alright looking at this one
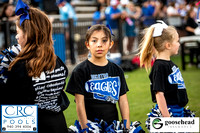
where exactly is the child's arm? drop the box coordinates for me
[118,94,130,129]
[75,94,88,130]
[156,92,170,117]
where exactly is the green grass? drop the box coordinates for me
[63,55,200,132]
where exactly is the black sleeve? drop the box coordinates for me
[5,61,34,105]
[152,66,166,93]
[66,67,86,96]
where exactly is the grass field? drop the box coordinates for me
[63,55,200,132]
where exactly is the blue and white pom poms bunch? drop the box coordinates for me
[68,119,145,133]
[0,44,21,83]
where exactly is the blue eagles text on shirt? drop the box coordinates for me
[168,66,186,89]
[85,76,120,104]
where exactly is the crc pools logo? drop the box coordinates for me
[152,118,163,129]
[150,117,199,132]
[1,105,38,132]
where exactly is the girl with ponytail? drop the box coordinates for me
[139,21,194,131]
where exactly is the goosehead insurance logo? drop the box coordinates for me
[1,105,38,132]
[150,117,199,132]
[152,118,163,129]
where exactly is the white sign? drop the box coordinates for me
[1,105,38,132]
[150,117,199,132]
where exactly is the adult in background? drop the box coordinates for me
[185,8,200,66]
[105,0,121,53]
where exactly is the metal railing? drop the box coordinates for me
[0,18,125,64]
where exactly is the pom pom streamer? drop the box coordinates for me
[0,44,21,83]
[68,119,145,133]
[145,105,195,131]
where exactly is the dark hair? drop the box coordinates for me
[9,7,56,77]
[85,24,112,42]
[0,4,14,19]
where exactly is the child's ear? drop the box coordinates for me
[85,41,90,49]
[109,41,114,49]
[165,42,172,50]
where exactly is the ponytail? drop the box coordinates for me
[139,26,155,71]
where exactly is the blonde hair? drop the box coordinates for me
[139,25,177,71]
[9,7,56,77]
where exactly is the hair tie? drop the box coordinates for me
[151,20,168,37]
[15,0,30,26]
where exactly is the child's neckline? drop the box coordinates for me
[156,59,171,62]
[87,59,109,67]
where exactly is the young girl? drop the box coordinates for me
[3,0,69,133]
[66,24,130,130]
[139,20,192,129]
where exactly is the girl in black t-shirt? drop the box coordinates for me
[2,1,69,133]
[139,20,194,130]
[66,24,130,130]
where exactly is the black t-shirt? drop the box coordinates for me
[149,59,188,107]
[66,59,129,124]
[186,17,198,36]
[3,57,69,113]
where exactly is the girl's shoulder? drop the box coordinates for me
[152,59,176,72]
[107,61,125,74]
[154,59,174,66]
[72,59,89,73]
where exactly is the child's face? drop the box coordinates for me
[16,26,27,48]
[5,5,14,17]
[86,30,113,59]
[170,31,180,56]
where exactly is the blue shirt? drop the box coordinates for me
[105,6,121,29]
[93,11,102,24]
[59,2,77,26]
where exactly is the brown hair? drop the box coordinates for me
[85,24,112,42]
[139,25,177,71]
[9,7,56,77]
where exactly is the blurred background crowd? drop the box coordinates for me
[0,0,200,67]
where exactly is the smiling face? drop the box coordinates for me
[85,30,113,60]
[16,26,27,48]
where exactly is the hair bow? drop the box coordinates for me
[106,24,115,36]
[15,0,30,25]
[151,20,168,37]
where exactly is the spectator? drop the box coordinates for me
[105,0,121,53]
[0,3,17,49]
[185,8,200,66]
[153,0,167,20]
[185,8,199,36]
[57,0,77,48]
[167,2,179,16]
[93,3,105,24]
[0,3,17,21]
[119,0,141,54]
[141,0,156,27]
[178,3,187,17]
[58,0,77,23]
